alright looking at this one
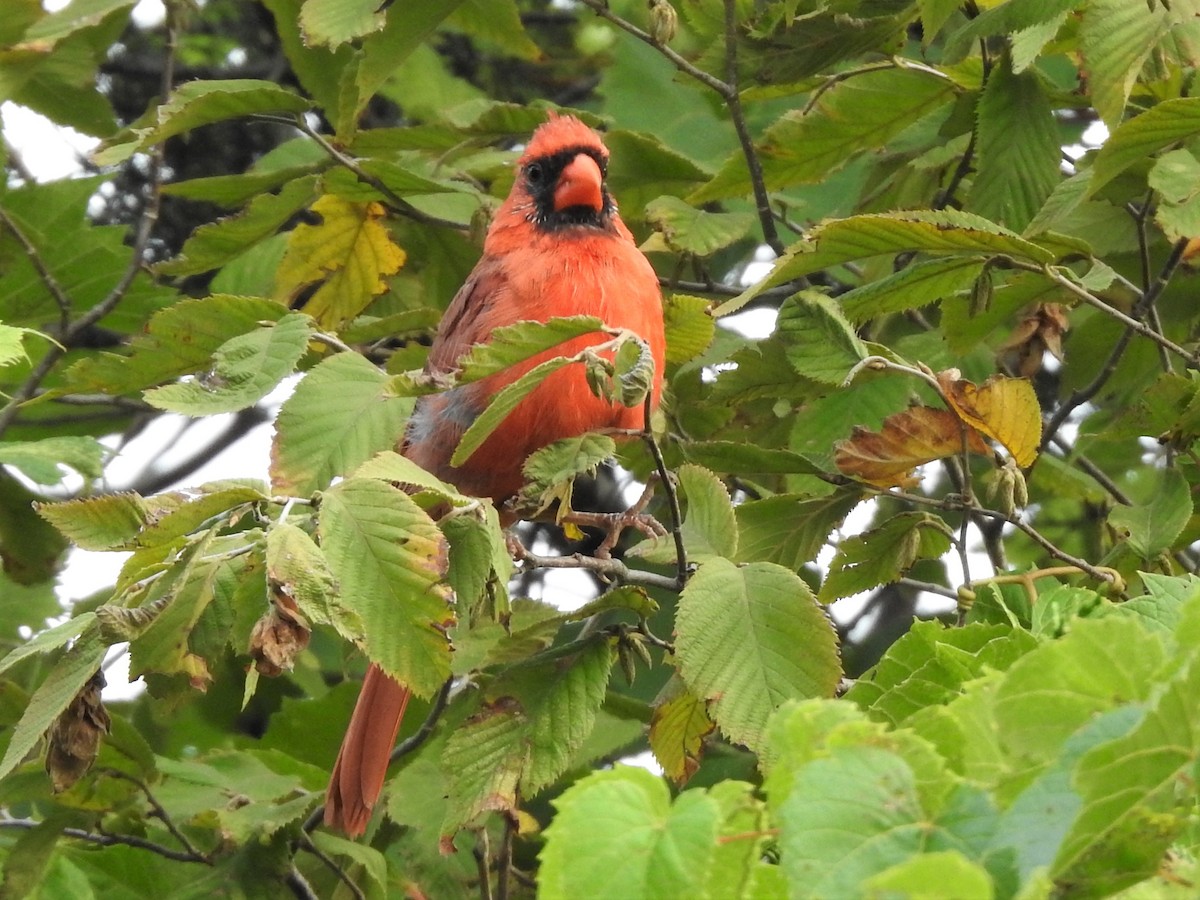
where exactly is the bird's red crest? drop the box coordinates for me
[521,113,607,163]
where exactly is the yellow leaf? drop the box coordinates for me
[274,195,406,330]
[938,371,1042,467]
[834,406,990,489]
[649,677,713,785]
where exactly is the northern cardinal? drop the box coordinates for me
[325,113,666,836]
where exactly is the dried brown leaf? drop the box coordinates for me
[248,585,311,677]
[46,670,111,793]
[834,406,990,488]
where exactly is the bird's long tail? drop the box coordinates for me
[325,664,411,836]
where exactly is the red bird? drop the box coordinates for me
[325,114,666,836]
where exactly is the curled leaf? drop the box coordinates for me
[1000,303,1069,377]
[248,586,311,677]
[834,407,990,488]
[45,670,111,793]
[938,371,1042,467]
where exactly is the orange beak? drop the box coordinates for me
[553,153,604,213]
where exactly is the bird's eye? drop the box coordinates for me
[526,163,544,184]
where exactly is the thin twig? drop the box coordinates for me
[0,209,73,328]
[295,117,468,232]
[1027,263,1197,367]
[497,817,514,900]
[721,0,783,256]
[575,0,732,97]
[896,577,959,600]
[642,393,688,588]
[0,817,209,864]
[98,769,210,863]
[883,488,1120,587]
[516,546,682,592]
[284,866,320,900]
[296,833,366,900]
[475,829,494,900]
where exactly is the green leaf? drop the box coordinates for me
[351,450,469,501]
[631,464,736,564]
[682,442,828,478]
[846,620,1038,726]
[454,316,608,383]
[691,67,957,202]
[127,532,256,689]
[0,436,106,485]
[735,490,861,571]
[308,833,387,897]
[21,0,134,47]
[266,523,361,643]
[820,513,953,604]
[442,640,614,833]
[663,294,715,365]
[449,355,575,467]
[1055,656,1200,884]
[448,0,541,60]
[0,475,69,586]
[133,483,267,549]
[967,57,1061,231]
[0,323,41,368]
[719,210,1055,316]
[1108,467,1193,558]
[95,80,312,165]
[1080,0,1181,128]
[676,559,841,752]
[992,707,1143,886]
[777,290,868,384]
[317,478,450,693]
[838,256,985,325]
[0,627,106,783]
[539,767,720,900]
[1090,98,1200,195]
[349,0,470,135]
[517,434,617,517]
[270,350,414,496]
[299,0,385,47]
[649,675,714,785]
[774,746,929,897]
[864,851,995,899]
[144,312,313,415]
[603,130,712,219]
[0,613,96,679]
[993,616,1165,765]
[36,493,147,551]
[159,163,321,207]
[644,196,754,256]
[61,295,290,396]
[156,175,319,277]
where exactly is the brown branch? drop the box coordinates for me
[515,545,681,592]
[721,0,783,256]
[642,393,688,588]
[0,817,210,864]
[98,768,210,863]
[575,0,732,98]
[294,117,469,232]
[296,833,366,900]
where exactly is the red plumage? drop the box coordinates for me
[325,114,666,836]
